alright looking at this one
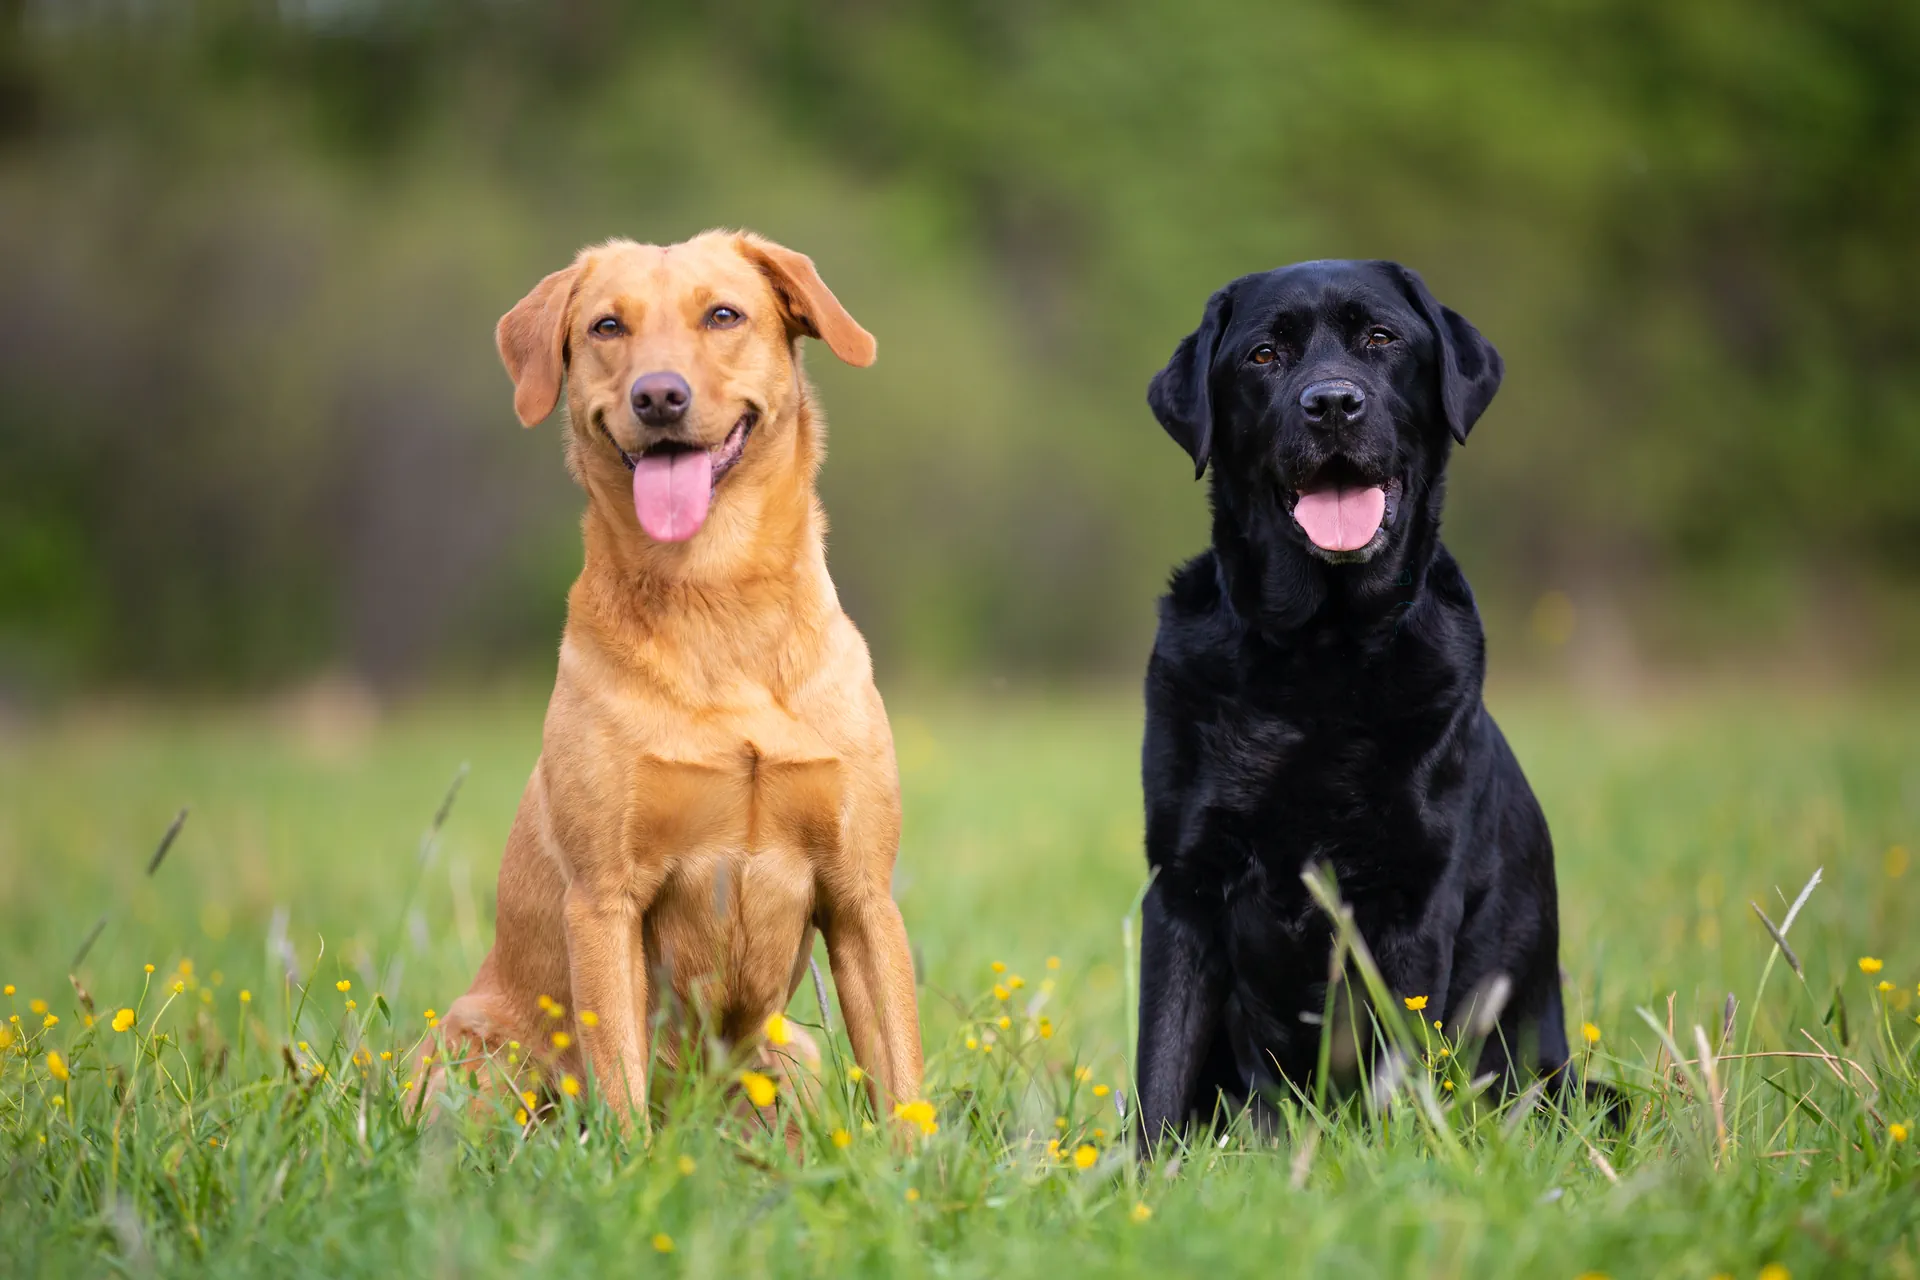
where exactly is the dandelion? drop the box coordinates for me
[1890,1123,1909,1143]
[42,1014,57,1029]
[831,1128,852,1149]
[239,990,251,1004]
[46,1050,69,1082]
[678,1154,697,1174]
[993,984,1010,1001]
[1074,1144,1098,1170]
[580,1010,599,1028]
[904,1187,920,1202]
[335,980,351,993]
[560,1075,581,1098]
[991,961,1007,974]
[1130,1202,1153,1223]
[1582,1022,1601,1045]
[740,1070,777,1108]
[1092,1084,1111,1098]
[652,1233,674,1254]
[1046,956,1061,970]
[551,1031,571,1051]
[1859,957,1884,975]
[29,999,46,1015]
[1404,995,1428,1012]
[847,1065,865,1084]
[764,1012,790,1046]
[893,1099,938,1136]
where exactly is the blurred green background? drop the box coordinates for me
[1,0,1917,699]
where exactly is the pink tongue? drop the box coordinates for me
[1293,485,1386,552]
[632,448,714,542]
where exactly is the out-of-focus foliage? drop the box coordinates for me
[1,0,1915,693]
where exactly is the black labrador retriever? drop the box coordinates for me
[1135,259,1577,1143]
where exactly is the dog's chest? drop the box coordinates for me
[623,726,846,866]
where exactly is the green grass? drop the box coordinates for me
[1,685,1917,1277]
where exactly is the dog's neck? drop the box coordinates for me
[1210,471,1445,641]
[565,394,840,697]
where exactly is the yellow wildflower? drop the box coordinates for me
[652,1233,674,1254]
[1890,1122,1909,1143]
[965,1037,979,1051]
[1442,1080,1456,1092]
[545,1001,565,1020]
[764,1012,790,1046]
[1758,1266,1790,1280]
[1008,975,1025,990]
[1046,1138,1061,1160]
[50,1095,65,1108]
[239,990,251,1004]
[991,961,1007,974]
[1,1027,16,1050]
[1093,1084,1111,1098]
[893,1099,938,1136]
[1074,1144,1098,1170]
[740,1070,777,1108]
[993,984,1010,1001]
[1,985,10,995]
[1582,1022,1601,1044]
[46,1050,69,1081]
[1038,1017,1054,1039]
[335,980,351,993]
[178,959,193,977]
[42,1014,58,1029]
[345,1000,357,1011]
[1880,981,1895,994]
[1404,995,1428,1012]
[1130,1202,1153,1223]
[551,1031,571,1050]
[678,1155,697,1174]
[379,1050,392,1061]
[904,1187,920,1202]
[560,1075,581,1098]
[171,981,185,994]
[1055,1116,1068,1130]
[423,1008,437,1021]
[579,1010,599,1028]
[831,1128,852,1149]
[1075,1066,1092,1082]
[515,1108,529,1125]
[847,1065,865,1083]
[143,964,154,974]
[29,999,46,1015]
[1046,956,1061,970]
[997,1015,1011,1029]
[1860,957,1884,974]
[523,1091,538,1107]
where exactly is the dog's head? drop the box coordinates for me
[497,230,874,544]
[1149,260,1501,578]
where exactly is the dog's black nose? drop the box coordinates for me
[631,372,692,426]
[1299,379,1366,425]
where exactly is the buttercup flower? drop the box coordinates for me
[515,1108,529,1125]
[1758,1265,1790,1280]
[239,990,251,1004]
[46,1050,69,1082]
[1092,1084,1110,1098]
[993,984,1010,1001]
[1880,981,1895,994]
[1404,995,1429,1012]
[1890,1122,1909,1143]
[652,1234,674,1254]
[551,1031,571,1050]
[1859,957,1884,974]
[847,1065,865,1084]
[740,1070,777,1108]
[893,1099,938,1136]
[1130,1202,1153,1223]
[1,985,12,996]
[1046,956,1061,970]
[991,961,1007,974]
[28,999,46,1015]
[579,1010,599,1028]
[677,1155,697,1174]
[764,1012,790,1046]
[560,1075,581,1098]
[832,1128,852,1149]
[1074,1144,1098,1170]
[1582,1022,1601,1044]
[42,1014,57,1029]
[335,980,351,993]
[112,1008,136,1033]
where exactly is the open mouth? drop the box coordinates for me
[1285,462,1402,558]
[605,409,759,543]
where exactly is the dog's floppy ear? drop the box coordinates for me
[1388,263,1503,444]
[496,263,581,427]
[735,233,876,368]
[1148,286,1234,479]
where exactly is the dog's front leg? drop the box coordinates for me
[564,871,660,1132]
[1135,878,1229,1151]
[821,892,924,1116]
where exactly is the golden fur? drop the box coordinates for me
[429,230,922,1131]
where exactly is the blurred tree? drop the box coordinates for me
[0,0,1914,695]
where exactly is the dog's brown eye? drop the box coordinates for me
[706,306,744,329]
[1249,344,1277,365]
[591,316,623,338]
[1366,327,1396,347]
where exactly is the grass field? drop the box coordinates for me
[2,684,1917,1276]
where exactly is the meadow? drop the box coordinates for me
[1,684,1916,1277]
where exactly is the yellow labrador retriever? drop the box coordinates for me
[430,230,923,1130]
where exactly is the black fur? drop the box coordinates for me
[1134,260,1577,1143]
